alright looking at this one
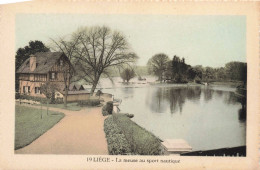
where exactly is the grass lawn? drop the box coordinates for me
[39,102,81,111]
[15,105,65,150]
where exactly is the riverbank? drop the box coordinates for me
[103,113,161,155]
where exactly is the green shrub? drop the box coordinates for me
[54,97,64,104]
[77,99,100,106]
[18,95,48,104]
[17,94,64,104]
[125,113,134,118]
[104,116,131,155]
[106,101,113,114]
[112,114,161,155]
[15,93,20,99]
[102,105,109,116]
[101,101,113,116]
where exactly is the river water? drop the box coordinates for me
[94,77,246,151]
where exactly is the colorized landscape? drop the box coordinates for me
[15,15,246,156]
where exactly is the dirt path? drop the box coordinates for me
[15,105,108,155]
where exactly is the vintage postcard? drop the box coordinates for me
[0,0,259,169]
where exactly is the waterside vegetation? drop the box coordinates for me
[104,114,161,155]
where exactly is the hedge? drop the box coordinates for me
[16,94,63,104]
[112,114,161,155]
[104,116,131,155]
[77,99,100,107]
[102,101,113,116]
[104,114,161,155]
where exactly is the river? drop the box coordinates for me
[90,77,246,151]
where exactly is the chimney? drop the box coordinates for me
[30,54,36,72]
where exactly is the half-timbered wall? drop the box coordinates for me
[48,56,71,82]
[19,80,45,97]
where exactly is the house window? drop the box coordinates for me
[60,60,63,66]
[35,87,41,94]
[50,72,56,80]
[23,86,30,93]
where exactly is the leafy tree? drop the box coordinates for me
[120,68,135,83]
[147,53,170,82]
[15,40,50,91]
[72,26,138,95]
[171,55,189,83]
[204,67,214,82]
[225,62,247,84]
[15,40,50,70]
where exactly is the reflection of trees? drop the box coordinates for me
[121,87,134,98]
[224,92,241,105]
[149,88,167,113]
[150,86,202,114]
[215,90,223,97]
[203,88,213,102]
[149,86,243,115]
[238,108,246,122]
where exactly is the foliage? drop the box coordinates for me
[125,113,134,118]
[15,40,50,92]
[15,40,50,71]
[225,62,247,84]
[112,114,161,155]
[147,53,170,82]
[77,99,100,106]
[120,68,135,83]
[96,90,103,97]
[102,101,113,116]
[102,105,109,116]
[104,116,131,155]
[17,94,48,104]
[147,53,247,84]
[15,105,64,150]
[17,95,64,104]
[106,101,113,114]
[40,82,56,100]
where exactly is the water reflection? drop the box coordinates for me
[150,86,245,119]
[104,84,246,151]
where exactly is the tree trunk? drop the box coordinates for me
[90,75,101,96]
[41,98,42,119]
[64,87,68,108]
[90,81,98,96]
[47,99,49,116]
[159,74,162,83]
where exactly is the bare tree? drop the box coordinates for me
[73,26,138,95]
[120,67,135,83]
[147,53,170,83]
[40,81,56,115]
[49,34,81,107]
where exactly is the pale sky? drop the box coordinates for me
[16,14,246,67]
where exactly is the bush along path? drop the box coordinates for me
[104,114,161,155]
[15,104,108,154]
